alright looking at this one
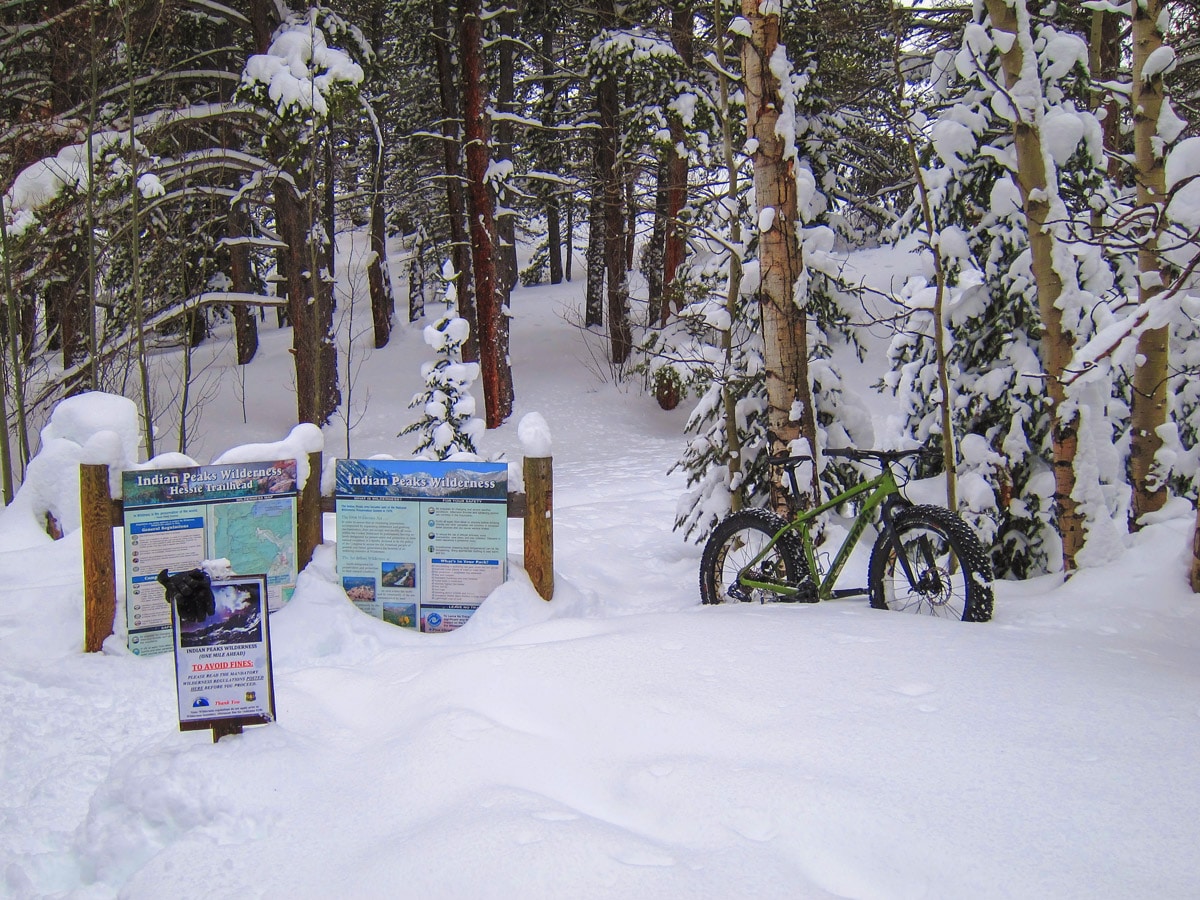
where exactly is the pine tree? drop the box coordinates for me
[403,313,486,459]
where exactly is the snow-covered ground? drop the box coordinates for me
[2,237,1199,898]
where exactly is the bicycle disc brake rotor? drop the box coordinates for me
[906,533,953,606]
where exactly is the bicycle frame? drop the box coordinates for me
[737,465,906,601]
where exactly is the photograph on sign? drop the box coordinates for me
[335,459,507,632]
[122,460,298,656]
[171,574,275,731]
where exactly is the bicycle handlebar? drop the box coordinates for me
[768,447,931,468]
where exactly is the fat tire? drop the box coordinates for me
[699,509,813,605]
[868,505,993,622]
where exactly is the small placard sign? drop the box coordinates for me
[171,574,276,733]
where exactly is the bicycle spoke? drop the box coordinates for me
[885,524,966,618]
[699,509,811,605]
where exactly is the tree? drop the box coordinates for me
[460,0,514,427]
[403,315,485,458]
[239,6,367,426]
[982,0,1086,567]
[430,1,478,361]
[655,1,695,329]
[739,0,819,515]
[1127,0,1176,525]
[592,0,633,365]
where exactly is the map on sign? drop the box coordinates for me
[210,497,296,607]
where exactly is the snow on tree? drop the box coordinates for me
[886,2,1127,576]
[1161,137,1200,504]
[403,313,485,460]
[237,6,367,428]
[665,3,876,540]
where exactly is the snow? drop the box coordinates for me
[930,119,975,171]
[3,238,1200,899]
[757,206,776,233]
[240,12,363,119]
[1166,136,1200,230]
[134,173,165,199]
[1041,107,1087,167]
[1140,45,1177,81]
[209,422,324,490]
[518,413,552,459]
[3,133,136,236]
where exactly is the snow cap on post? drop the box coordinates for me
[518,413,552,459]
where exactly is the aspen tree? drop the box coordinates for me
[740,0,819,516]
[1128,0,1172,525]
[982,0,1084,568]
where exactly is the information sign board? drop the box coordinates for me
[172,574,276,731]
[122,460,298,656]
[335,459,508,631]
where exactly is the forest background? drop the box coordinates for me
[2,0,1200,587]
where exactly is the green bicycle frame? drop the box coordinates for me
[738,465,902,601]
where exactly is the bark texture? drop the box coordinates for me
[1129,0,1170,525]
[659,4,694,326]
[985,0,1084,570]
[460,0,514,427]
[596,0,631,364]
[741,0,818,516]
[433,2,477,361]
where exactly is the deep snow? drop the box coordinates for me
[2,236,1199,899]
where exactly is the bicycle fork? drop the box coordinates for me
[879,500,945,596]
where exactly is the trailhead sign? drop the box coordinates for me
[334,459,508,632]
[122,460,299,656]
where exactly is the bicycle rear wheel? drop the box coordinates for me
[868,505,993,622]
[699,509,812,604]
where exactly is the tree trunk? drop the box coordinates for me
[408,235,426,322]
[585,182,605,327]
[368,178,393,348]
[276,183,339,426]
[227,204,259,365]
[741,0,818,516]
[50,266,89,378]
[460,0,513,428]
[1088,9,1123,204]
[547,199,563,285]
[565,195,574,282]
[0,193,30,486]
[892,0,956,511]
[495,3,519,292]
[540,25,563,286]
[433,1,477,361]
[660,4,694,326]
[366,0,393,348]
[714,0,744,511]
[595,0,630,364]
[325,125,336,280]
[1128,0,1170,526]
[645,158,668,325]
[984,0,1083,569]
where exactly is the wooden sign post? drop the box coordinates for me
[81,464,116,652]
[524,454,554,601]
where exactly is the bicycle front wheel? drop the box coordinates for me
[699,509,812,605]
[868,505,993,622]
